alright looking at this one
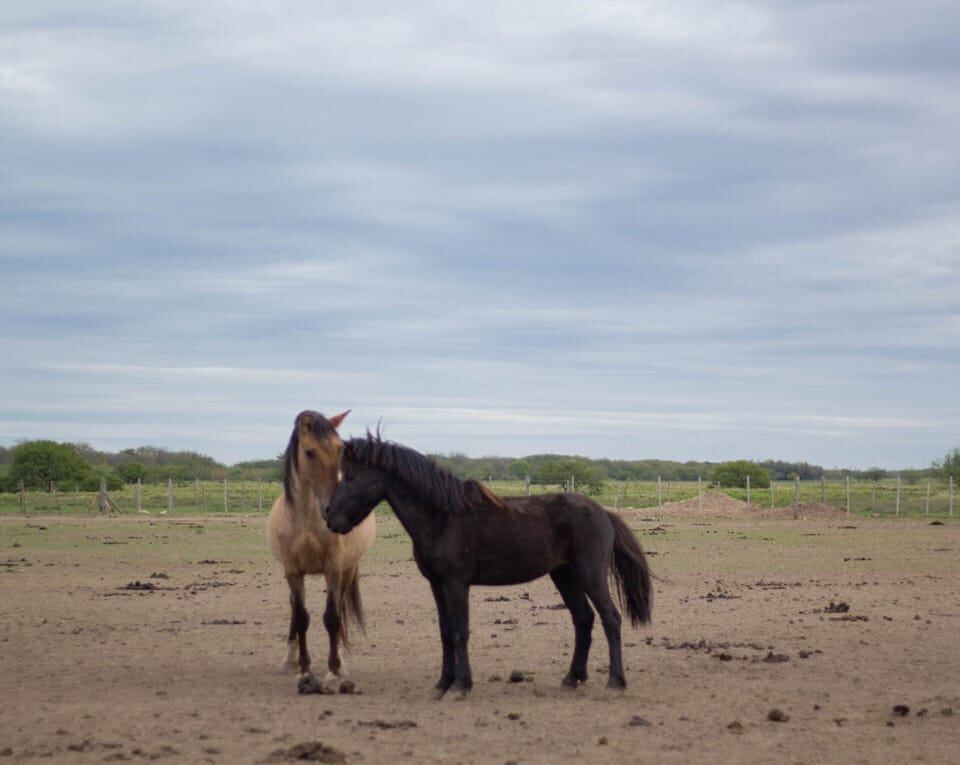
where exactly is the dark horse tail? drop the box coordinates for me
[337,565,365,649]
[607,512,653,626]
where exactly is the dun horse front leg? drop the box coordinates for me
[286,573,321,694]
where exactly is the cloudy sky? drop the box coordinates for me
[2,1,958,469]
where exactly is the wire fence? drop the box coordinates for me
[1,475,955,518]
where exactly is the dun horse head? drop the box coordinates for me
[284,409,350,514]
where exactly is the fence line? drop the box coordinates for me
[2,476,959,517]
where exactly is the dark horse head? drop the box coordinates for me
[326,432,502,534]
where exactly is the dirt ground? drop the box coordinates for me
[1,510,958,764]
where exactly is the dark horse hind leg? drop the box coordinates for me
[576,559,626,689]
[549,565,595,687]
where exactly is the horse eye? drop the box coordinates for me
[304,449,316,459]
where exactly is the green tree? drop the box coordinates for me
[712,460,770,489]
[934,448,960,482]
[8,440,92,489]
[116,462,149,484]
[533,457,605,494]
[507,459,531,480]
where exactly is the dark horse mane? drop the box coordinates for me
[283,410,337,504]
[344,432,505,515]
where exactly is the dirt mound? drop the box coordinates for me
[623,493,849,520]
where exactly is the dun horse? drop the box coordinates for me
[325,433,652,699]
[267,411,376,694]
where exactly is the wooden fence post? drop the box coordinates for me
[223,478,228,513]
[525,475,530,496]
[770,481,774,510]
[570,475,575,494]
[793,476,799,520]
[136,478,142,514]
[19,480,26,516]
[895,473,901,517]
[167,478,174,515]
[845,475,850,515]
[925,477,931,516]
[698,476,703,516]
[258,478,263,513]
[746,474,750,510]
[99,478,108,515]
[657,476,662,508]
[820,475,825,504]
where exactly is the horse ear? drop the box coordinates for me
[297,412,313,437]
[329,410,351,430]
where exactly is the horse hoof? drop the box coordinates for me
[431,687,447,701]
[562,674,583,688]
[447,688,469,702]
[606,677,626,691]
[298,673,331,695]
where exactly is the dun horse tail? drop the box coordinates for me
[337,565,365,649]
[607,512,653,627]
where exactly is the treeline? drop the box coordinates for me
[2,440,958,492]
[428,453,954,485]
[0,441,282,491]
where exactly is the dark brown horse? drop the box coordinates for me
[324,433,652,698]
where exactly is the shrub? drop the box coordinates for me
[712,460,770,489]
[8,440,93,490]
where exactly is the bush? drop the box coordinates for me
[8,440,93,490]
[533,457,606,494]
[712,460,770,489]
[116,462,149,484]
[934,448,960,483]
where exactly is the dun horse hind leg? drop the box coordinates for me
[321,586,345,692]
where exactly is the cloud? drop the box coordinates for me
[1,1,958,468]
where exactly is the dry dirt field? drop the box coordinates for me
[1,509,959,764]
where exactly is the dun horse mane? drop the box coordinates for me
[283,410,337,504]
[345,432,506,514]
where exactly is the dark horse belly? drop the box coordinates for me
[467,518,568,586]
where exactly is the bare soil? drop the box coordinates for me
[1,512,958,764]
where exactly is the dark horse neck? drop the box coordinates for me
[383,480,444,545]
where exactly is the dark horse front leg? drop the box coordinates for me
[441,580,472,699]
[429,579,455,698]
